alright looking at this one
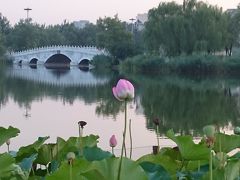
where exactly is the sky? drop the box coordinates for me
[0,0,239,26]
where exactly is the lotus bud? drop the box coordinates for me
[109,135,117,148]
[203,125,216,138]
[6,139,10,146]
[112,79,134,101]
[234,127,240,135]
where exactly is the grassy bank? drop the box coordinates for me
[120,53,240,76]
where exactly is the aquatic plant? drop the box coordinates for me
[109,135,117,155]
[2,124,240,179]
[112,78,135,180]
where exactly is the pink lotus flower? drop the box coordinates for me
[112,79,134,101]
[109,135,117,147]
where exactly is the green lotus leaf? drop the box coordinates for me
[16,136,49,162]
[214,133,240,153]
[137,153,180,175]
[166,129,210,160]
[139,161,171,180]
[0,153,16,178]
[212,152,227,169]
[0,126,20,147]
[56,135,99,161]
[202,160,240,180]
[81,157,148,180]
[19,153,38,173]
[83,146,113,161]
[160,147,182,161]
[188,164,209,179]
[35,143,56,165]
[46,159,90,180]
[28,176,44,180]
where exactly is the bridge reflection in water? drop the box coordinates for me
[6,64,110,87]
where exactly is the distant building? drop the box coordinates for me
[73,20,89,29]
[135,13,148,31]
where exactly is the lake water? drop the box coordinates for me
[0,64,240,158]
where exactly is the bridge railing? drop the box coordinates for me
[10,45,106,56]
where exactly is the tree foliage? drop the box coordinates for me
[96,16,134,60]
[144,0,229,56]
[0,1,240,59]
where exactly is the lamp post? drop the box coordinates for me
[129,18,135,34]
[24,8,32,20]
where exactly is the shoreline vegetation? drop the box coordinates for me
[93,49,240,77]
[119,53,240,76]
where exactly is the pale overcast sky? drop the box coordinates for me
[0,0,238,25]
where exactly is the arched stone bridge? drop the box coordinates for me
[10,45,106,66]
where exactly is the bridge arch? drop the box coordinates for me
[30,58,38,65]
[18,60,23,65]
[79,59,90,67]
[29,58,38,69]
[45,54,71,68]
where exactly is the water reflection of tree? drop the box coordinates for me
[2,65,240,134]
[1,69,122,118]
[138,77,240,135]
[0,64,8,108]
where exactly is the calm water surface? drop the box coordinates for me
[0,64,240,158]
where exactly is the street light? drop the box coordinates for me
[129,18,135,34]
[24,8,32,20]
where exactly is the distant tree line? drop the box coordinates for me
[144,0,240,56]
[0,0,240,60]
[0,14,137,61]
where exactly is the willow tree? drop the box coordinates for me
[144,0,228,56]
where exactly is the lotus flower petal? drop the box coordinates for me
[112,87,124,101]
[112,79,134,101]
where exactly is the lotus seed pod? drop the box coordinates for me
[153,118,160,126]
[234,127,240,135]
[78,121,87,129]
[6,139,10,146]
[203,125,215,138]
[66,152,75,161]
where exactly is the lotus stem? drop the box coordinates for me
[7,145,9,153]
[112,147,114,155]
[78,123,83,156]
[129,119,133,159]
[219,135,222,153]
[209,150,213,180]
[156,125,160,152]
[78,124,81,138]
[69,161,73,180]
[123,135,127,157]
[198,160,200,172]
[117,100,127,180]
